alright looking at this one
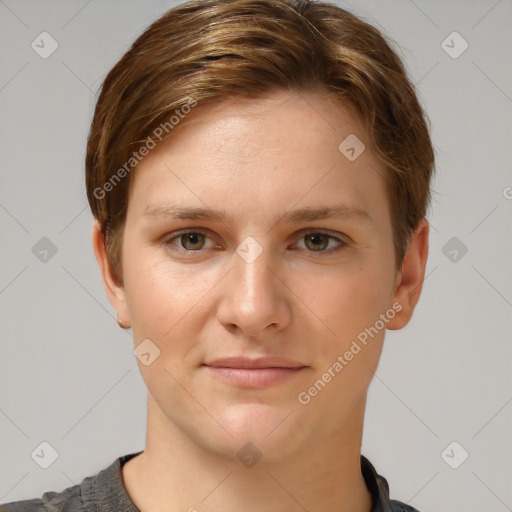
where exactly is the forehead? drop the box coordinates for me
[162,90,370,154]
[126,90,389,222]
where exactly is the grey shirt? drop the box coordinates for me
[0,451,420,512]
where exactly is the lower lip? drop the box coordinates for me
[203,366,305,389]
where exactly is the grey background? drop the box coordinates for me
[0,0,511,510]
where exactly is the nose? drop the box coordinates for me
[216,239,292,337]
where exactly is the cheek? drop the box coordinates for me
[123,248,225,382]
[292,265,390,423]
[123,256,205,394]
[296,259,393,346]
[124,244,208,330]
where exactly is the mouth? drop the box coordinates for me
[202,357,308,389]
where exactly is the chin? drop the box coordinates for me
[208,403,308,463]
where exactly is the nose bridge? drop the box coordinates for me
[233,235,275,301]
[216,234,290,335]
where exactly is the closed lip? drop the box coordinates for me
[202,357,307,369]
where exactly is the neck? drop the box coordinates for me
[122,394,373,512]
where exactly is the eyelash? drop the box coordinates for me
[162,229,348,255]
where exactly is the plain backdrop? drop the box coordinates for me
[0,1,511,511]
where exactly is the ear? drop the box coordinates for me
[386,218,429,330]
[91,220,131,329]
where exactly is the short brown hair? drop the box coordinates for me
[86,0,435,286]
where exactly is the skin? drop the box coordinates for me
[92,89,429,512]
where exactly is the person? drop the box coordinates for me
[1,0,434,510]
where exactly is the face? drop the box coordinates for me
[96,90,423,463]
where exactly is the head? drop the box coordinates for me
[88,0,434,462]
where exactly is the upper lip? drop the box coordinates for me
[203,357,306,369]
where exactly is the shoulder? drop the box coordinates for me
[0,451,141,512]
[389,500,422,512]
[360,455,422,512]
[0,498,45,511]
[0,485,82,512]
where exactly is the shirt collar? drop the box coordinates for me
[361,454,400,512]
[84,451,400,512]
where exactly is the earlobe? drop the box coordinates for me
[91,220,131,328]
[386,219,429,330]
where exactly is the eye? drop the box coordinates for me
[163,230,219,252]
[295,231,347,253]
[179,232,206,250]
[162,229,348,255]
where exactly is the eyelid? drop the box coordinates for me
[293,228,350,244]
[292,229,349,254]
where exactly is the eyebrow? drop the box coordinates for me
[143,205,372,225]
[277,205,372,225]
